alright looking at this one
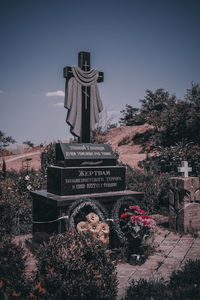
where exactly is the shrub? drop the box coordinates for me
[126,166,169,214]
[121,83,200,148]
[121,278,169,300]
[41,142,56,175]
[0,236,31,299]
[0,200,13,236]
[139,141,200,177]
[2,159,6,178]
[122,259,200,300]
[91,126,107,144]
[169,259,200,299]
[32,229,118,300]
[132,128,158,151]
[0,169,45,235]
[118,136,130,147]
[119,105,145,126]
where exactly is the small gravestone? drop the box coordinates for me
[178,161,192,177]
[169,161,200,234]
[30,52,143,248]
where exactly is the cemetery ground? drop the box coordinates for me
[14,216,200,299]
[1,124,200,299]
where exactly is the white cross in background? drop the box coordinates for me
[178,161,192,177]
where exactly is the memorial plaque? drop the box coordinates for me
[56,143,116,167]
[47,165,126,195]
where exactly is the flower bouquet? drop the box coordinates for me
[120,205,156,251]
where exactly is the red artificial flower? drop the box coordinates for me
[120,213,129,220]
[129,205,139,210]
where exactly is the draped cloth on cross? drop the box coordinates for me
[64,66,103,138]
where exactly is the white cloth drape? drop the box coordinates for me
[64,66,103,138]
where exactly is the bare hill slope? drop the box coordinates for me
[103,124,153,169]
[1,124,153,171]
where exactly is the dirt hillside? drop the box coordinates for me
[1,125,153,172]
[103,124,153,169]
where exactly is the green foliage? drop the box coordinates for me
[33,229,118,300]
[139,88,177,131]
[121,83,200,148]
[133,128,157,151]
[23,140,34,148]
[120,105,145,126]
[121,278,168,300]
[139,141,200,177]
[118,136,131,146]
[107,123,118,130]
[0,236,31,299]
[91,126,107,144]
[0,131,16,153]
[184,82,200,145]
[2,159,6,178]
[122,259,200,300]
[0,200,13,237]
[0,169,46,235]
[41,142,56,174]
[126,166,169,214]
[169,259,200,299]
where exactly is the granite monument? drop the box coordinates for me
[30,52,143,248]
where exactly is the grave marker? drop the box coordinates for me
[63,51,104,143]
[178,161,192,177]
[29,51,143,249]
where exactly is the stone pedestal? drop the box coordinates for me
[169,177,200,234]
[31,189,143,248]
[30,142,143,248]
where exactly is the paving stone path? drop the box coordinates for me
[117,227,200,300]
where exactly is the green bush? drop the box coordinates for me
[41,142,56,175]
[122,259,200,300]
[121,278,168,300]
[119,105,145,126]
[2,159,6,178]
[32,229,118,300]
[121,83,200,148]
[139,142,200,177]
[0,236,31,299]
[169,259,200,299]
[126,166,169,214]
[0,169,45,235]
[118,136,130,147]
[0,200,13,236]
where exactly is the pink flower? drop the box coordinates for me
[129,205,139,210]
[121,213,129,220]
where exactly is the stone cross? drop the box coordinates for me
[63,52,104,143]
[178,161,192,177]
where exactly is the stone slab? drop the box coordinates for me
[47,165,126,196]
[56,143,116,167]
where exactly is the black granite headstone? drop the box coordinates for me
[56,143,116,167]
[47,165,125,195]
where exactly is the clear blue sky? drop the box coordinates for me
[0,0,200,144]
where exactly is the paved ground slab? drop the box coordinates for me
[117,227,200,299]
